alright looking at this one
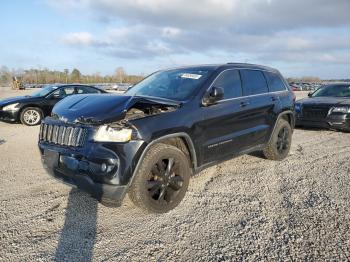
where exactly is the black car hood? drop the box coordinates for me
[0,95,39,106]
[297,96,350,106]
[51,94,181,124]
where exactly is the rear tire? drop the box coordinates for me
[129,143,191,213]
[263,118,292,161]
[20,107,43,126]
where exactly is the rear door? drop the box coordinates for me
[75,85,102,94]
[239,69,278,147]
[199,69,255,163]
[263,71,288,110]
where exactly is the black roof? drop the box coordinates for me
[58,83,97,87]
[163,63,279,73]
[220,62,278,72]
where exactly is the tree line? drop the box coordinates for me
[0,66,144,86]
[2,66,348,86]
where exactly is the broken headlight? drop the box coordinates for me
[94,125,133,142]
[331,107,350,113]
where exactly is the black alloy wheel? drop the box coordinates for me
[276,126,290,155]
[147,158,184,203]
[129,143,191,213]
[263,118,292,161]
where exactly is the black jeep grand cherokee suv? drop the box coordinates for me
[39,63,295,213]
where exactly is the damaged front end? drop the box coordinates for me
[50,93,180,124]
[38,94,180,206]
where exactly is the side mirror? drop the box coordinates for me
[203,87,224,106]
[308,92,313,97]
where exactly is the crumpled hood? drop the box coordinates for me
[51,94,180,124]
[297,96,350,106]
[0,96,36,106]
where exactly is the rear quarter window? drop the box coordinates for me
[240,69,268,96]
[76,86,101,94]
[264,71,287,92]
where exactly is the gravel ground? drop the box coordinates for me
[0,87,349,261]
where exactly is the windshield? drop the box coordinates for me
[312,84,350,98]
[126,68,214,101]
[30,85,59,97]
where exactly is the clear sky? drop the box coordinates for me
[1,0,350,79]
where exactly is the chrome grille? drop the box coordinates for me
[40,123,87,147]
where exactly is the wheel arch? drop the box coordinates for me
[268,110,295,144]
[281,111,295,128]
[18,104,43,120]
[128,132,198,187]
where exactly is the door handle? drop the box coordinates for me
[271,96,277,101]
[240,101,250,107]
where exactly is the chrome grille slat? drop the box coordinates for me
[62,127,67,145]
[63,127,71,145]
[71,128,80,147]
[67,127,74,146]
[52,126,59,144]
[39,124,44,140]
[39,123,87,147]
[47,125,53,142]
[58,126,65,145]
[76,128,83,147]
[43,124,48,141]
[63,127,70,145]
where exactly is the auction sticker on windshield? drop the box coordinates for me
[181,73,202,80]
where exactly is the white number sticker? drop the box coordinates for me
[181,73,202,80]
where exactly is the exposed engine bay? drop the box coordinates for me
[107,101,178,131]
[125,102,177,120]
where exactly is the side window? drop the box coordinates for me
[264,71,287,92]
[240,69,268,96]
[51,86,75,98]
[63,86,75,95]
[212,70,242,99]
[76,86,100,94]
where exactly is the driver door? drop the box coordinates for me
[43,86,76,115]
[197,69,252,164]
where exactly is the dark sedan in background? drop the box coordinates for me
[296,83,350,131]
[0,84,106,126]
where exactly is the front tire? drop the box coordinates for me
[129,143,191,213]
[20,107,43,126]
[263,118,292,161]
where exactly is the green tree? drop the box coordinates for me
[70,68,81,83]
[115,67,126,83]
[64,69,69,83]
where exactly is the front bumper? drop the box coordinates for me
[0,109,19,122]
[39,137,145,206]
[296,113,350,132]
